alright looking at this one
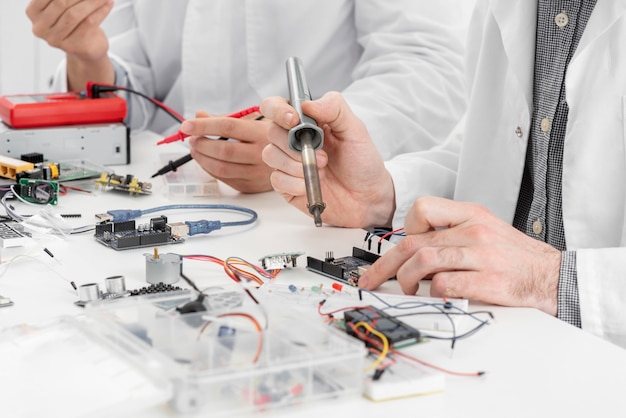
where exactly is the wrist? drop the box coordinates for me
[535,248,561,316]
[363,170,396,228]
[66,54,114,91]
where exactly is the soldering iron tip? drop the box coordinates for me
[313,210,323,227]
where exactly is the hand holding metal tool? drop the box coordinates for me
[285,57,326,227]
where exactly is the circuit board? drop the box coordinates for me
[57,161,103,181]
[94,217,184,250]
[343,305,422,346]
[306,247,382,286]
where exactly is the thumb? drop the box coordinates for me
[301,91,360,134]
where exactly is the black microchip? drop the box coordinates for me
[343,306,421,346]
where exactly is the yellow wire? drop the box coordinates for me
[354,321,389,372]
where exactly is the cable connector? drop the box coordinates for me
[86,81,118,98]
[105,209,143,222]
[185,220,222,236]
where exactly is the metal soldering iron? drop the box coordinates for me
[285,57,326,227]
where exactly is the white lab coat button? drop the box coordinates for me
[541,117,551,133]
[515,126,523,137]
[555,12,569,28]
[532,219,543,235]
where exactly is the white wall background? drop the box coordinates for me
[0,0,63,95]
[0,1,476,96]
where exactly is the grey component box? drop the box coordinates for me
[0,122,130,165]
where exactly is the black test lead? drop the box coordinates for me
[151,153,193,178]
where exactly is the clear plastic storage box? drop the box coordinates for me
[83,288,366,416]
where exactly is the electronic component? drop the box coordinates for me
[0,123,130,166]
[129,282,186,296]
[285,57,325,227]
[0,155,34,179]
[362,358,445,401]
[0,221,31,248]
[343,306,422,347]
[15,157,103,182]
[94,216,185,250]
[306,247,383,286]
[95,172,152,195]
[0,294,14,307]
[259,251,304,270]
[0,91,126,128]
[75,276,188,307]
[17,178,59,205]
[144,249,182,285]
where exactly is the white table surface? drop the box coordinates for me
[1,130,625,418]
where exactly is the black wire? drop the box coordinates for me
[358,288,494,349]
[89,84,184,124]
[180,272,203,294]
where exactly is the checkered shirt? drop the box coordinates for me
[512,0,597,327]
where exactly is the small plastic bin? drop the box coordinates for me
[84,288,366,416]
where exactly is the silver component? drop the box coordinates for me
[78,283,101,302]
[145,252,182,285]
[104,275,126,294]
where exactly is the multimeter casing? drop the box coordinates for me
[0,92,127,128]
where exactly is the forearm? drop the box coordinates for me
[66,53,114,91]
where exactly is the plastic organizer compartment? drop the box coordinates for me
[84,288,366,416]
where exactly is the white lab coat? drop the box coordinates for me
[387,0,626,348]
[52,0,467,160]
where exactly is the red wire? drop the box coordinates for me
[346,322,483,377]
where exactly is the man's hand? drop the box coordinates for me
[27,0,115,90]
[359,196,561,316]
[182,110,274,194]
[260,92,396,228]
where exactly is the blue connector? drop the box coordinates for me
[106,209,143,222]
[185,220,222,236]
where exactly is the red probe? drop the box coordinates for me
[156,105,260,145]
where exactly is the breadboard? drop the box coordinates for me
[363,358,445,401]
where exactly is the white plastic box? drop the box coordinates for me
[84,288,366,416]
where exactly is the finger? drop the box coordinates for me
[181,117,266,143]
[404,197,486,235]
[300,91,364,136]
[26,0,55,18]
[429,270,501,303]
[260,96,299,130]
[262,143,306,178]
[42,0,110,42]
[269,169,307,200]
[358,236,421,291]
[29,0,82,38]
[359,234,476,292]
[195,110,210,118]
[190,137,265,165]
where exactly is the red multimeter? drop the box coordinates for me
[0,91,127,128]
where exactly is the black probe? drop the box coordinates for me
[151,153,193,178]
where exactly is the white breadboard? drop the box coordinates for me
[363,358,445,401]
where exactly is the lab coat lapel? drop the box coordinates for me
[570,0,626,65]
[490,0,536,114]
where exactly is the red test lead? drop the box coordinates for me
[156,105,260,145]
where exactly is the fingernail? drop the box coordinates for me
[445,287,457,298]
[358,274,369,288]
[181,121,193,133]
[284,112,294,125]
